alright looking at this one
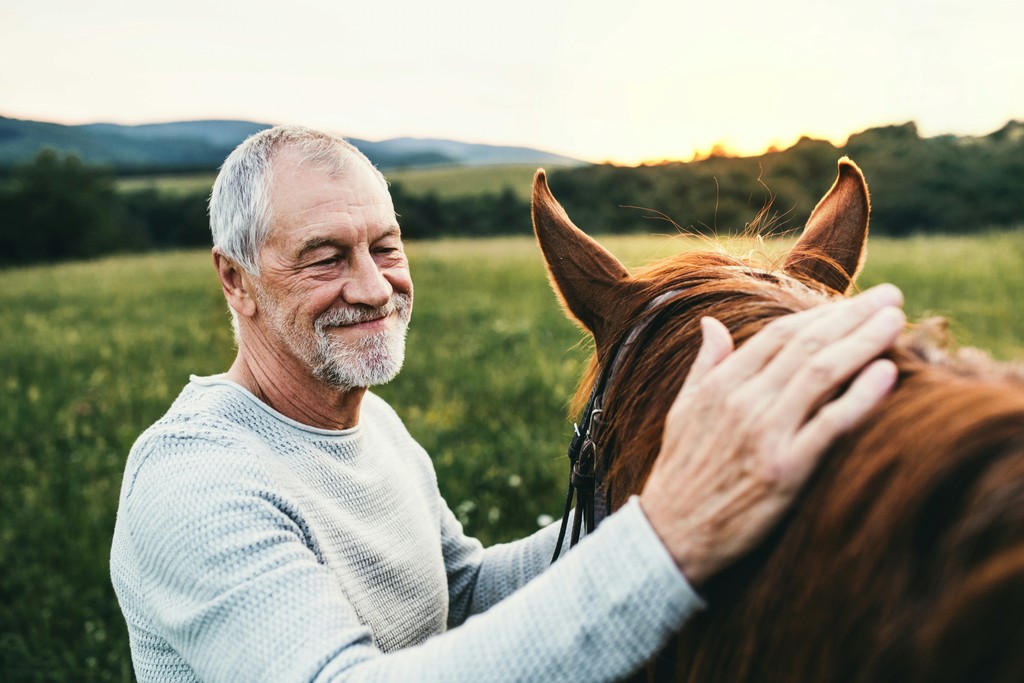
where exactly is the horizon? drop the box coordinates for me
[2,0,1021,165]
[6,112,1019,169]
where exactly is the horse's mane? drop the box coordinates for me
[576,247,1024,682]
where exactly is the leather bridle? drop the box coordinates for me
[550,291,677,563]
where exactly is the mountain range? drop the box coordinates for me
[0,115,585,171]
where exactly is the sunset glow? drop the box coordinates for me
[1,0,1021,165]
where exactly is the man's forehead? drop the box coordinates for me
[270,146,371,189]
[268,149,394,220]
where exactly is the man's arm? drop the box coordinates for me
[442,501,571,625]
[117,440,700,682]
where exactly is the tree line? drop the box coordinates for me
[0,150,211,265]
[545,122,1024,237]
[1,121,1022,267]
[0,151,535,266]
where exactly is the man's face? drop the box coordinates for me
[251,150,414,391]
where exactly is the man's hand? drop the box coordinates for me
[639,283,905,586]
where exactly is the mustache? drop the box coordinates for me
[315,293,411,328]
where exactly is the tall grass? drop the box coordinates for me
[1,253,232,681]
[1,231,1021,681]
[856,231,1024,360]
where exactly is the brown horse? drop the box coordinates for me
[532,159,1024,683]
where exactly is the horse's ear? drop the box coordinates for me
[532,169,633,348]
[783,157,870,294]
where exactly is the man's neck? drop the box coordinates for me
[226,349,365,431]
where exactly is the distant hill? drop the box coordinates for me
[0,117,248,170]
[0,115,584,171]
[80,120,271,149]
[354,137,582,167]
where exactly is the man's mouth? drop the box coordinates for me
[325,312,392,330]
[317,293,408,333]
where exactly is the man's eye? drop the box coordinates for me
[313,257,338,267]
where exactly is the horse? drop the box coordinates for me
[531,159,1024,683]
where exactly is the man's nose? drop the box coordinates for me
[343,250,393,308]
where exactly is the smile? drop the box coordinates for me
[325,313,392,331]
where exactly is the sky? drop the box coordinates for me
[1,0,1021,165]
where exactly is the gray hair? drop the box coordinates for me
[208,125,387,275]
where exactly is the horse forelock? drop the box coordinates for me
[568,249,831,419]
[583,249,838,503]
[577,246,1024,682]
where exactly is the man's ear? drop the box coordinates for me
[212,248,257,318]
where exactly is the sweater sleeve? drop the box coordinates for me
[120,437,704,683]
[443,500,569,624]
[328,496,705,682]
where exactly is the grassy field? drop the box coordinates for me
[115,164,547,199]
[115,173,218,196]
[1,231,1022,681]
[384,163,547,198]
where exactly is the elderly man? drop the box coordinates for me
[110,126,904,681]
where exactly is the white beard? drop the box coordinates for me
[310,294,411,391]
[255,287,412,392]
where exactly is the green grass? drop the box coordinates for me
[1,253,232,682]
[1,231,1022,681]
[855,231,1024,360]
[115,173,218,196]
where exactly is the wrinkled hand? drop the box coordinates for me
[639,283,905,586]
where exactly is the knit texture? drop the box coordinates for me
[110,376,704,682]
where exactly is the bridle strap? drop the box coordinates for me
[551,369,606,563]
[550,290,678,564]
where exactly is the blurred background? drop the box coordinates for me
[2,0,1023,680]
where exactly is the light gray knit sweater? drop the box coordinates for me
[110,376,703,681]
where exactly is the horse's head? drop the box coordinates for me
[532,158,869,348]
[533,158,874,504]
[532,161,1024,682]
